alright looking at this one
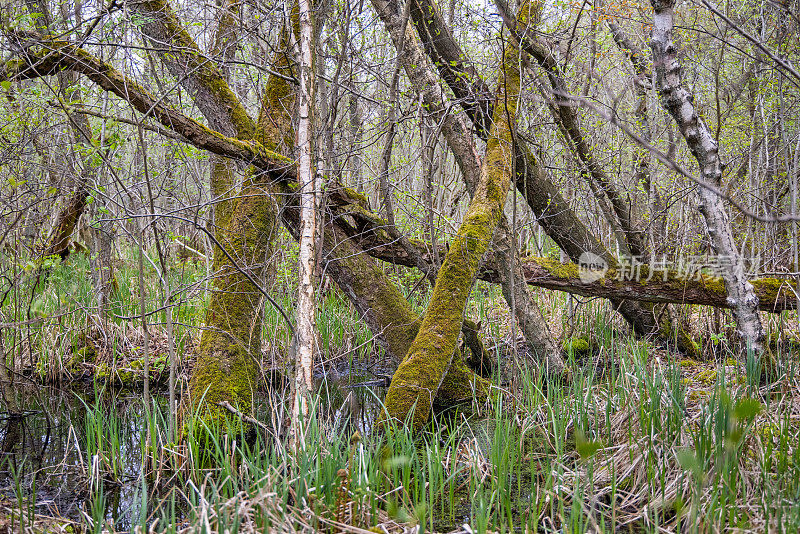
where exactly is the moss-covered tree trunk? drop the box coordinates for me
[135,0,302,425]
[382,17,525,431]
[372,0,566,375]
[193,40,302,419]
[26,1,95,265]
[279,183,491,400]
[189,176,277,416]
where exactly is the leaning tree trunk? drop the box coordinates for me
[382,8,525,431]
[25,0,95,264]
[7,0,491,415]
[372,0,567,376]
[130,0,486,416]
[650,0,764,356]
[406,0,697,354]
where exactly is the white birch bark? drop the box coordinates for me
[650,0,764,355]
[293,0,317,434]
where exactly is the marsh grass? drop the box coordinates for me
[1,251,799,532]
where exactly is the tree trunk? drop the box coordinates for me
[381,4,527,430]
[650,0,764,356]
[405,0,689,352]
[331,199,796,313]
[190,173,278,418]
[372,0,567,376]
[292,0,317,430]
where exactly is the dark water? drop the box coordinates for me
[0,383,154,528]
[0,371,386,531]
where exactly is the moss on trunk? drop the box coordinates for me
[435,351,491,408]
[190,178,277,419]
[189,18,296,420]
[278,181,488,407]
[382,5,527,432]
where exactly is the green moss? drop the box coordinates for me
[695,369,717,386]
[434,350,491,407]
[752,277,790,304]
[382,9,524,432]
[257,26,297,152]
[563,336,591,355]
[190,339,258,420]
[340,187,371,209]
[701,275,726,295]
[530,256,580,279]
[517,0,543,27]
[116,354,169,385]
[190,180,277,420]
[136,0,255,139]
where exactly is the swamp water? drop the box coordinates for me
[0,374,521,532]
[0,374,389,530]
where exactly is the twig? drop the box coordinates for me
[217,401,271,432]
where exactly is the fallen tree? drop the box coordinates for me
[325,190,796,314]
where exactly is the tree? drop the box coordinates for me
[2,0,796,437]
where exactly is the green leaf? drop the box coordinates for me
[1,81,11,92]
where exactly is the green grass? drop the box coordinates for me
[45,347,795,533]
[1,247,799,533]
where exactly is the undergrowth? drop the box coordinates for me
[0,249,798,533]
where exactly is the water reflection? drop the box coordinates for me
[0,383,161,529]
[0,370,387,530]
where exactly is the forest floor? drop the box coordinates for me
[0,252,798,533]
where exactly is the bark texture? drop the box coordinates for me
[372,0,567,376]
[650,0,764,355]
[293,0,317,426]
[381,4,526,430]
